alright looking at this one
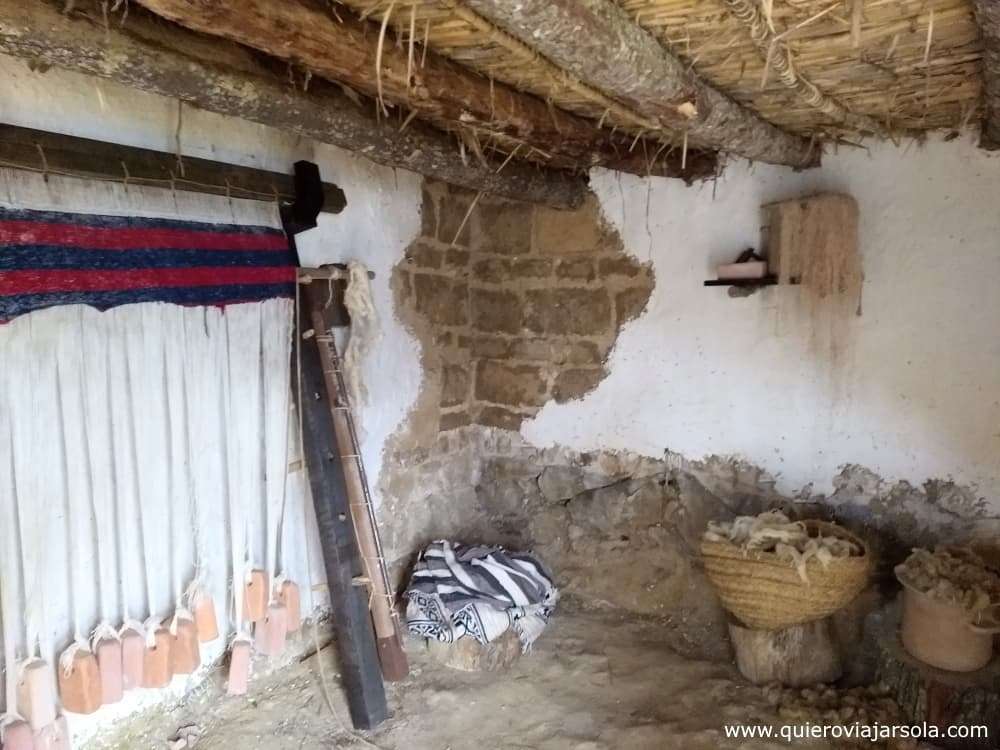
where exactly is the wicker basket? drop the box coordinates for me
[701,520,871,630]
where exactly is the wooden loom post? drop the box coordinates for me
[296,288,388,730]
[303,280,410,682]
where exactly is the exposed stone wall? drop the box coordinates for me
[393,180,654,433]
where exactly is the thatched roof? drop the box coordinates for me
[1,0,994,203]
[338,0,983,143]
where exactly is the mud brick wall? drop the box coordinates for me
[394,180,654,433]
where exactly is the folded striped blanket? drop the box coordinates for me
[404,541,559,652]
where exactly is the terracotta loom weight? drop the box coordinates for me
[93,635,123,705]
[226,640,252,697]
[243,570,268,623]
[1,720,34,750]
[57,647,102,715]
[192,591,219,643]
[142,625,173,688]
[277,580,301,633]
[119,627,145,690]
[16,659,57,731]
[254,603,288,657]
[170,616,201,674]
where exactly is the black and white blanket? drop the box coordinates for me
[404,541,559,652]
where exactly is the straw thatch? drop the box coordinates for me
[334,0,984,145]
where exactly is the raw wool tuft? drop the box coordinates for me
[705,510,860,583]
[343,261,379,434]
[895,547,1000,614]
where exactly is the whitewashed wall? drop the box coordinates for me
[526,137,1000,511]
[0,54,423,742]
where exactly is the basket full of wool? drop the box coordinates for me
[701,511,871,630]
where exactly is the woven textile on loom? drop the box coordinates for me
[0,207,295,321]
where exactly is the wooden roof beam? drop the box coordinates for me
[460,0,819,168]
[129,0,716,182]
[0,0,586,208]
[972,0,1000,149]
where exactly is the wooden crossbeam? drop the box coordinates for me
[461,0,819,167]
[0,0,588,208]
[0,124,347,212]
[129,0,717,181]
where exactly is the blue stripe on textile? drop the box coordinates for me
[0,207,284,235]
[0,283,295,319]
[0,246,294,270]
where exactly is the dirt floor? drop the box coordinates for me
[91,608,829,750]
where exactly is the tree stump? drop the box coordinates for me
[425,631,522,672]
[875,609,1000,750]
[729,617,843,686]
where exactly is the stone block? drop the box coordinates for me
[414,273,468,327]
[598,256,644,278]
[556,258,596,281]
[439,410,472,432]
[614,286,651,325]
[469,336,511,359]
[404,241,443,270]
[552,367,605,402]
[475,360,547,407]
[476,405,527,431]
[509,258,553,279]
[444,247,470,269]
[524,288,611,335]
[508,338,552,362]
[471,257,510,284]
[438,194,473,246]
[472,200,533,255]
[394,269,412,305]
[553,340,605,366]
[441,364,470,407]
[470,288,522,334]
[533,194,604,255]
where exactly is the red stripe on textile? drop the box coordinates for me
[0,221,288,251]
[0,267,295,295]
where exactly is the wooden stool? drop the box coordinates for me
[876,606,999,750]
[728,617,843,687]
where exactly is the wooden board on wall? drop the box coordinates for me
[762,193,860,295]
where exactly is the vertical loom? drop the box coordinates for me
[302,270,409,682]
[281,161,404,731]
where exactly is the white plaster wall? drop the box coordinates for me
[526,137,1000,511]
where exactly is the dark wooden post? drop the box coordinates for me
[295,290,389,730]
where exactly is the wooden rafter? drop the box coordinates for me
[129,0,716,181]
[460,0,819,167]
[0,0,587,208]
[971,0,1000,149]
